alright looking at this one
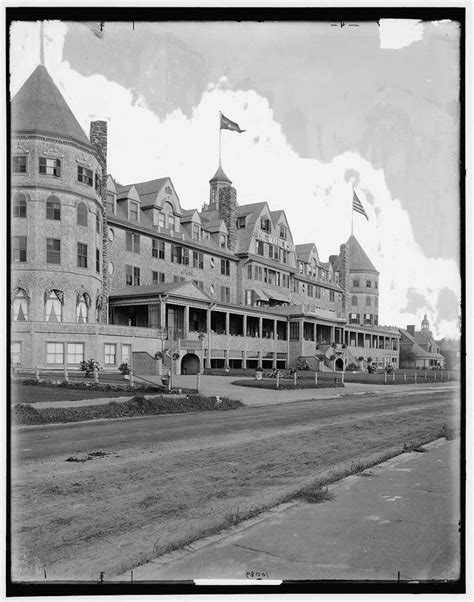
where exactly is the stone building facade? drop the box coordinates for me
[10,64,399,375]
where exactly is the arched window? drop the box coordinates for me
[77,202,88,226]
[13,193,27,218]
[366,296,372,306]
[76,293,90,323]
[45,290,63,323]
[46,196,61,220]
[12,289,29,321]
[351,295,358,306]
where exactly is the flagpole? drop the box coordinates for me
[218,112,222,166]
[40,21,44,66]
[351,187,354,236]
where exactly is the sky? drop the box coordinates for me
[9,19,462,339]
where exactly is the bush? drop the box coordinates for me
[80,359,100,377]
[346,363,359,372]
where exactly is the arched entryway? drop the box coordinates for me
[335,358,344,372]
[181,353,200,375]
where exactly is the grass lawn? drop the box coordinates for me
[232,379,343,390]
[11,384,142,404]
[10,393,458,581]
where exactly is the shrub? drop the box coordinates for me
[346,363,359,372]
[80,359,100,377]
[118,363,130,375]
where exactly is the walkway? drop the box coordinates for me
[117,438,461,582]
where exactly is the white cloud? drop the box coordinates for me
[10,21,461,339]
[379,19,424,50]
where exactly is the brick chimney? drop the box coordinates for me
[90,120,108,323]
[407,325,415,336]
[218,185,237,251]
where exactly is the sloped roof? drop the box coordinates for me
[129,178,169,196]
[109,281,212,302]
[236,202,267,216]
[11,64,91,147]
[209,164,231,183]
[347,235,378,273]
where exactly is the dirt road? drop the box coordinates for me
[11,388,459,582]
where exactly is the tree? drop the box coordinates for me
[400,347,417,368]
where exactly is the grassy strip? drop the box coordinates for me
[13,394,244,425]
[232,379,344,390]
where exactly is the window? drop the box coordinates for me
[375,280,378,289]
[220,286,230,303]
[193,251,204,269]
[236,216,246,229]
[268,244,275,259]
[352,295,358,306]
[307,284,314,297]
[366,280,372,288]
[77,202,88,226]
[192,280,204,290]
[221,259,230,276]
[96,213,101,234]
[40,157,61,177]
[157,212,165,228]
[192,224,200,240]
[46,238,61,264]
[330,291,335,302]
[152,270,165,284]
[365,314,372,324]
[171,245,189,265]
[247,264,252,280]
[46,197,61,220]
[77,165,93,186]
[13,193,27,217]
[96,248,100,273]
[256,240,265,256]
[106,193,116,214]
[209,284,215,297]
[219,233,227,249]
[281,249,288,264]
[293,280,299,293]
[260,218,271,232]
[254,265,263,281]
[245,290,252,306]
[46,342,64,364]
[122,345,131,365]
[12,236,27,263]
[279,225,287,239]
[168,215,175,230]
[77,243,88,268]
[76,294,89,323]
[202,230,210,240]
[173,275,186,283]
[126,232,140,253]
[45,290,63,322]
[11,342,22,364]
[129,201,139,222]
[104,344,116,365]
[159,241,166,259]
[126,265,140,286]
[353,278,360,288]
[349,313,359,324]
[290,322,300,341]
[13,156,27,173]
[67,343,84,364]
[366,296,372,306]
[299,262,304,274]
[12,289,28,321]
[152,240,158,257]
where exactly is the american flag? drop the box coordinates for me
[353,189,369,220]
[220,112,245,133]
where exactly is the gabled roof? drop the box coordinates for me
[347,235,378,274]
[236,202,267,216]
[131,178,169,196]
[11,64,91,147]
[109,281,213,302]
[295,243,316,262]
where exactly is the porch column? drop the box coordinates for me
[331,326,335,343]
[183,305,189,338]
[299,319,304,342]
[273,319,277,340]
[258,317,263,339]
[273,351,277,369]
[225,312,230,336]
[243,314,247,338]
[257,350,262,368]
[159,300,166,329]
[242,350,247,370]
[206,307,212,369]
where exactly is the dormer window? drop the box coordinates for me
[168,215,175,230]
[77,165,92,186]
[106,193,116,215]
[279,225,287,239]
[158,212,165,228]
[236,216,246,229]
[192,224,200,240]
[260,218,271,232]
[40,157,61,177]
[299,262,304,274]
[219,233,227,248]
[202,230,210,240]
[129,201,139,222]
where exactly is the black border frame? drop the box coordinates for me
[5,6,466,597]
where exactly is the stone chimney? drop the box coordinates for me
[90,120,108,323]
[407,325,415,336]
[218,185,237,251]
[338,242,350,319]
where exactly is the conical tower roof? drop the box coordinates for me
[347,235,378,273]
[209,163,231,184]
[11,64,91,147]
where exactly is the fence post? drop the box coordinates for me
[129,370,134,387]
[94,366,99,383]
[35,367,40,382]
[404,372,407,382]
[293,372,297,387]
[276,373,280,389]
[63,365,68,382]
[197,373,201,392]
[314,372,318,385]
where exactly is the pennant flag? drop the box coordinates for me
[353,189,369,220]
[220,112,245,133]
